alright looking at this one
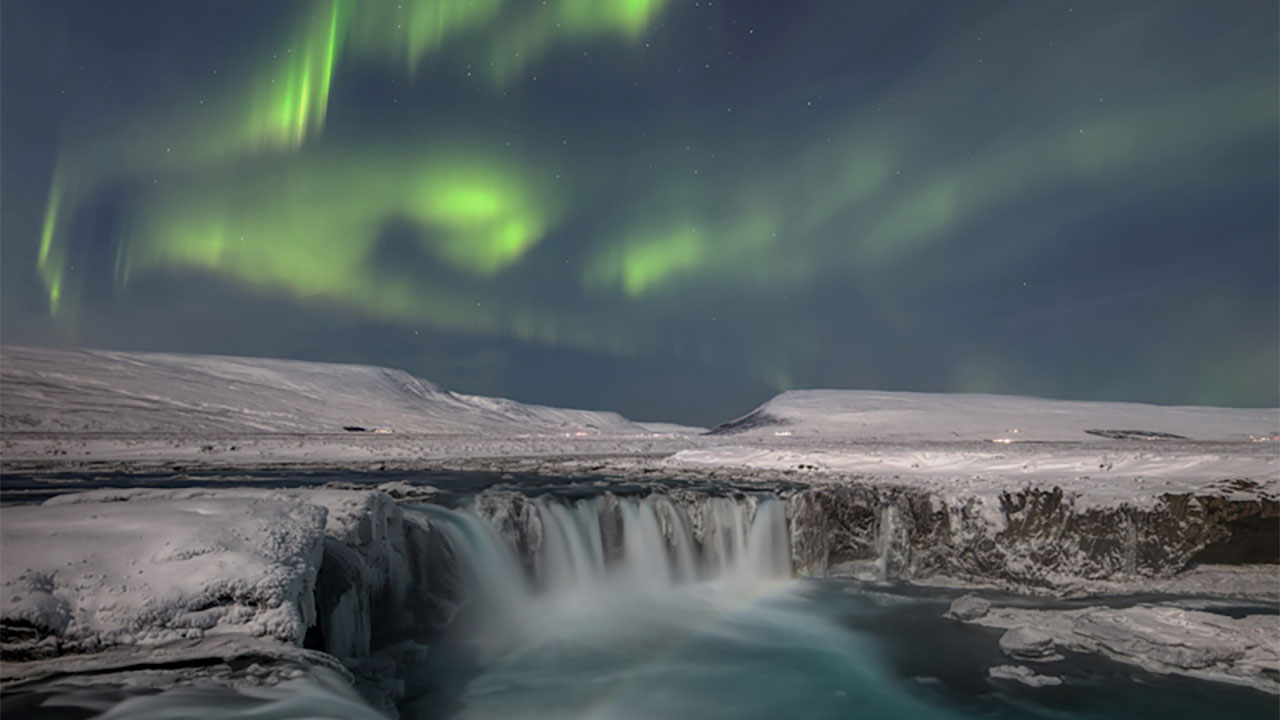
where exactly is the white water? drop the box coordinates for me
[417,493,967,720]
[420,494,789,596]
[413,494,791,656]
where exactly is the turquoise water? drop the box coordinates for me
[416,499,1275,720]
[440,577,1275,720]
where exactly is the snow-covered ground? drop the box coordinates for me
[0,346,648,436]
[3,346,1275,477]
[668,444,1278,512]
[710,389,1278,442]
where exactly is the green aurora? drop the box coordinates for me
[7,0,1277,421]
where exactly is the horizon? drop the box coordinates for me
[2,0,1276,427]
[4,343,1277,430]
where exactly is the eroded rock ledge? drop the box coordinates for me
[787,482,1278,595]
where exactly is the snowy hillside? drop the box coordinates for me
[0,346,647,436]
[711,389,1278,443]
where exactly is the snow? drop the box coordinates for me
[713,389,1278,443]
[636,421,708,435]
[5,347,1274,484]
[0,345,647,436]
[966,603,1280,693]
[669,445,1278,509]
[1,491,327,654]
[987,665,1063,687]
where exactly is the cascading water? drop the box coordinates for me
[412,491,1004,720]
[414,493,791,608]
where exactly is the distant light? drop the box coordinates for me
[774,430,793,437]
[990,438,1014,444]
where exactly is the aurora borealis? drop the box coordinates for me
[2,0,1276,424]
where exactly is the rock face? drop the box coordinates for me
[945,594,991,621]
[785,483,1279,594]
[302,491,462,665]
[998,626,1062,663]
[988,664,1063,687]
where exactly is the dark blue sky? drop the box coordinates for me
[3,0,1276,425]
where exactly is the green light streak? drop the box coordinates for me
[349,0,503,76]
[119,146,557,313]
[487,0,670,84]
[554,0,668,38]
[37,172,65,315]
[347,0,668,82]
[589,225,708,297]
[244,0,345,152]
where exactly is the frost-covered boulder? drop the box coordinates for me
[968,604,1280,693]
[998,626,1062,663]
[988,664,1063,687]
[1,491,328,658]
[945,594,990,620]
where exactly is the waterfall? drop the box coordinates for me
[412,493,790,612]
[876,505,898,581]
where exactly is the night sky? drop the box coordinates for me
[2,0,1276,426]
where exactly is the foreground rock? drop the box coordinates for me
[945,594,991,620]
[998,626,1063,663]
[987,664,1063,687]
[1,493,328,659]
[967,604,1280,693]
[0,488,463,715]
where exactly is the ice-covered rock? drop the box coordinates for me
[987,664,1063,687]
[1,489,462,669]
[967,603,1280,693]
[1,487,473,716]
[1,492,327,658]
[945,594,990,621]
[998,626,1062,663]
[783,480,1278,596]
[303,490,461,663]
